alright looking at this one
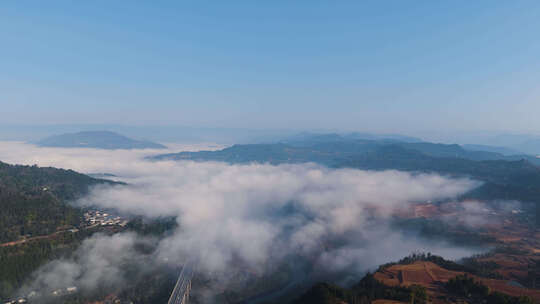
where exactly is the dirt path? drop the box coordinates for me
[0,229,77,247]
[424,262,437,282]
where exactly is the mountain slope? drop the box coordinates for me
[462,144,522,156]
[150,135,540,166]
[0,161,114,243]
[292,254,538,304]
[36,131,166,149]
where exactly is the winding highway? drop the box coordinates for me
[167,262,194,304]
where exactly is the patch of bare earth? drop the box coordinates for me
[374,261,540,303]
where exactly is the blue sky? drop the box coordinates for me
[1,1,540,136]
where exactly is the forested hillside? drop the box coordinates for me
[0,161,118,300]
[292,254,536,304]
[0,161,112,243]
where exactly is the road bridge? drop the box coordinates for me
[167,262,193,304]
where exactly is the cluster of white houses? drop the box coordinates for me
[4,287,78,304]
[84,209,129,227]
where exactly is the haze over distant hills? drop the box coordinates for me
[151,132,540,166]
[461,144,522,156]
[280,132,422,144]
[36,131,166,150]
[4,123,540,154]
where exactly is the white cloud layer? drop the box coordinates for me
[0,142,482,299]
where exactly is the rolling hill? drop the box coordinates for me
[150,134,540,166]
[150,134,540,227]
[36,131,166,149]
[292,254,538,304]
[0,160,120,300]
[0,160,116,243]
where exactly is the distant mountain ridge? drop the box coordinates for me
[479,134,540,155]
[461,144,523,156]
[149,133,540,227]
[280,132,422,144]
[150,133,540,166]
[36,131,166,149]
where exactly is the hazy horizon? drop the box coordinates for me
[5,123,540,153]
[2,1,540,136]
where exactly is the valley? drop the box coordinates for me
[1,135,540,304]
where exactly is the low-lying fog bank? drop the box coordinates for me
[0,142,490,301]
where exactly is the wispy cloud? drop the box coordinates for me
[0,142,482,300]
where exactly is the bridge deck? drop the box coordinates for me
[167,263,193,304]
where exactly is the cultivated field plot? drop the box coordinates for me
[374,261,540,302]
